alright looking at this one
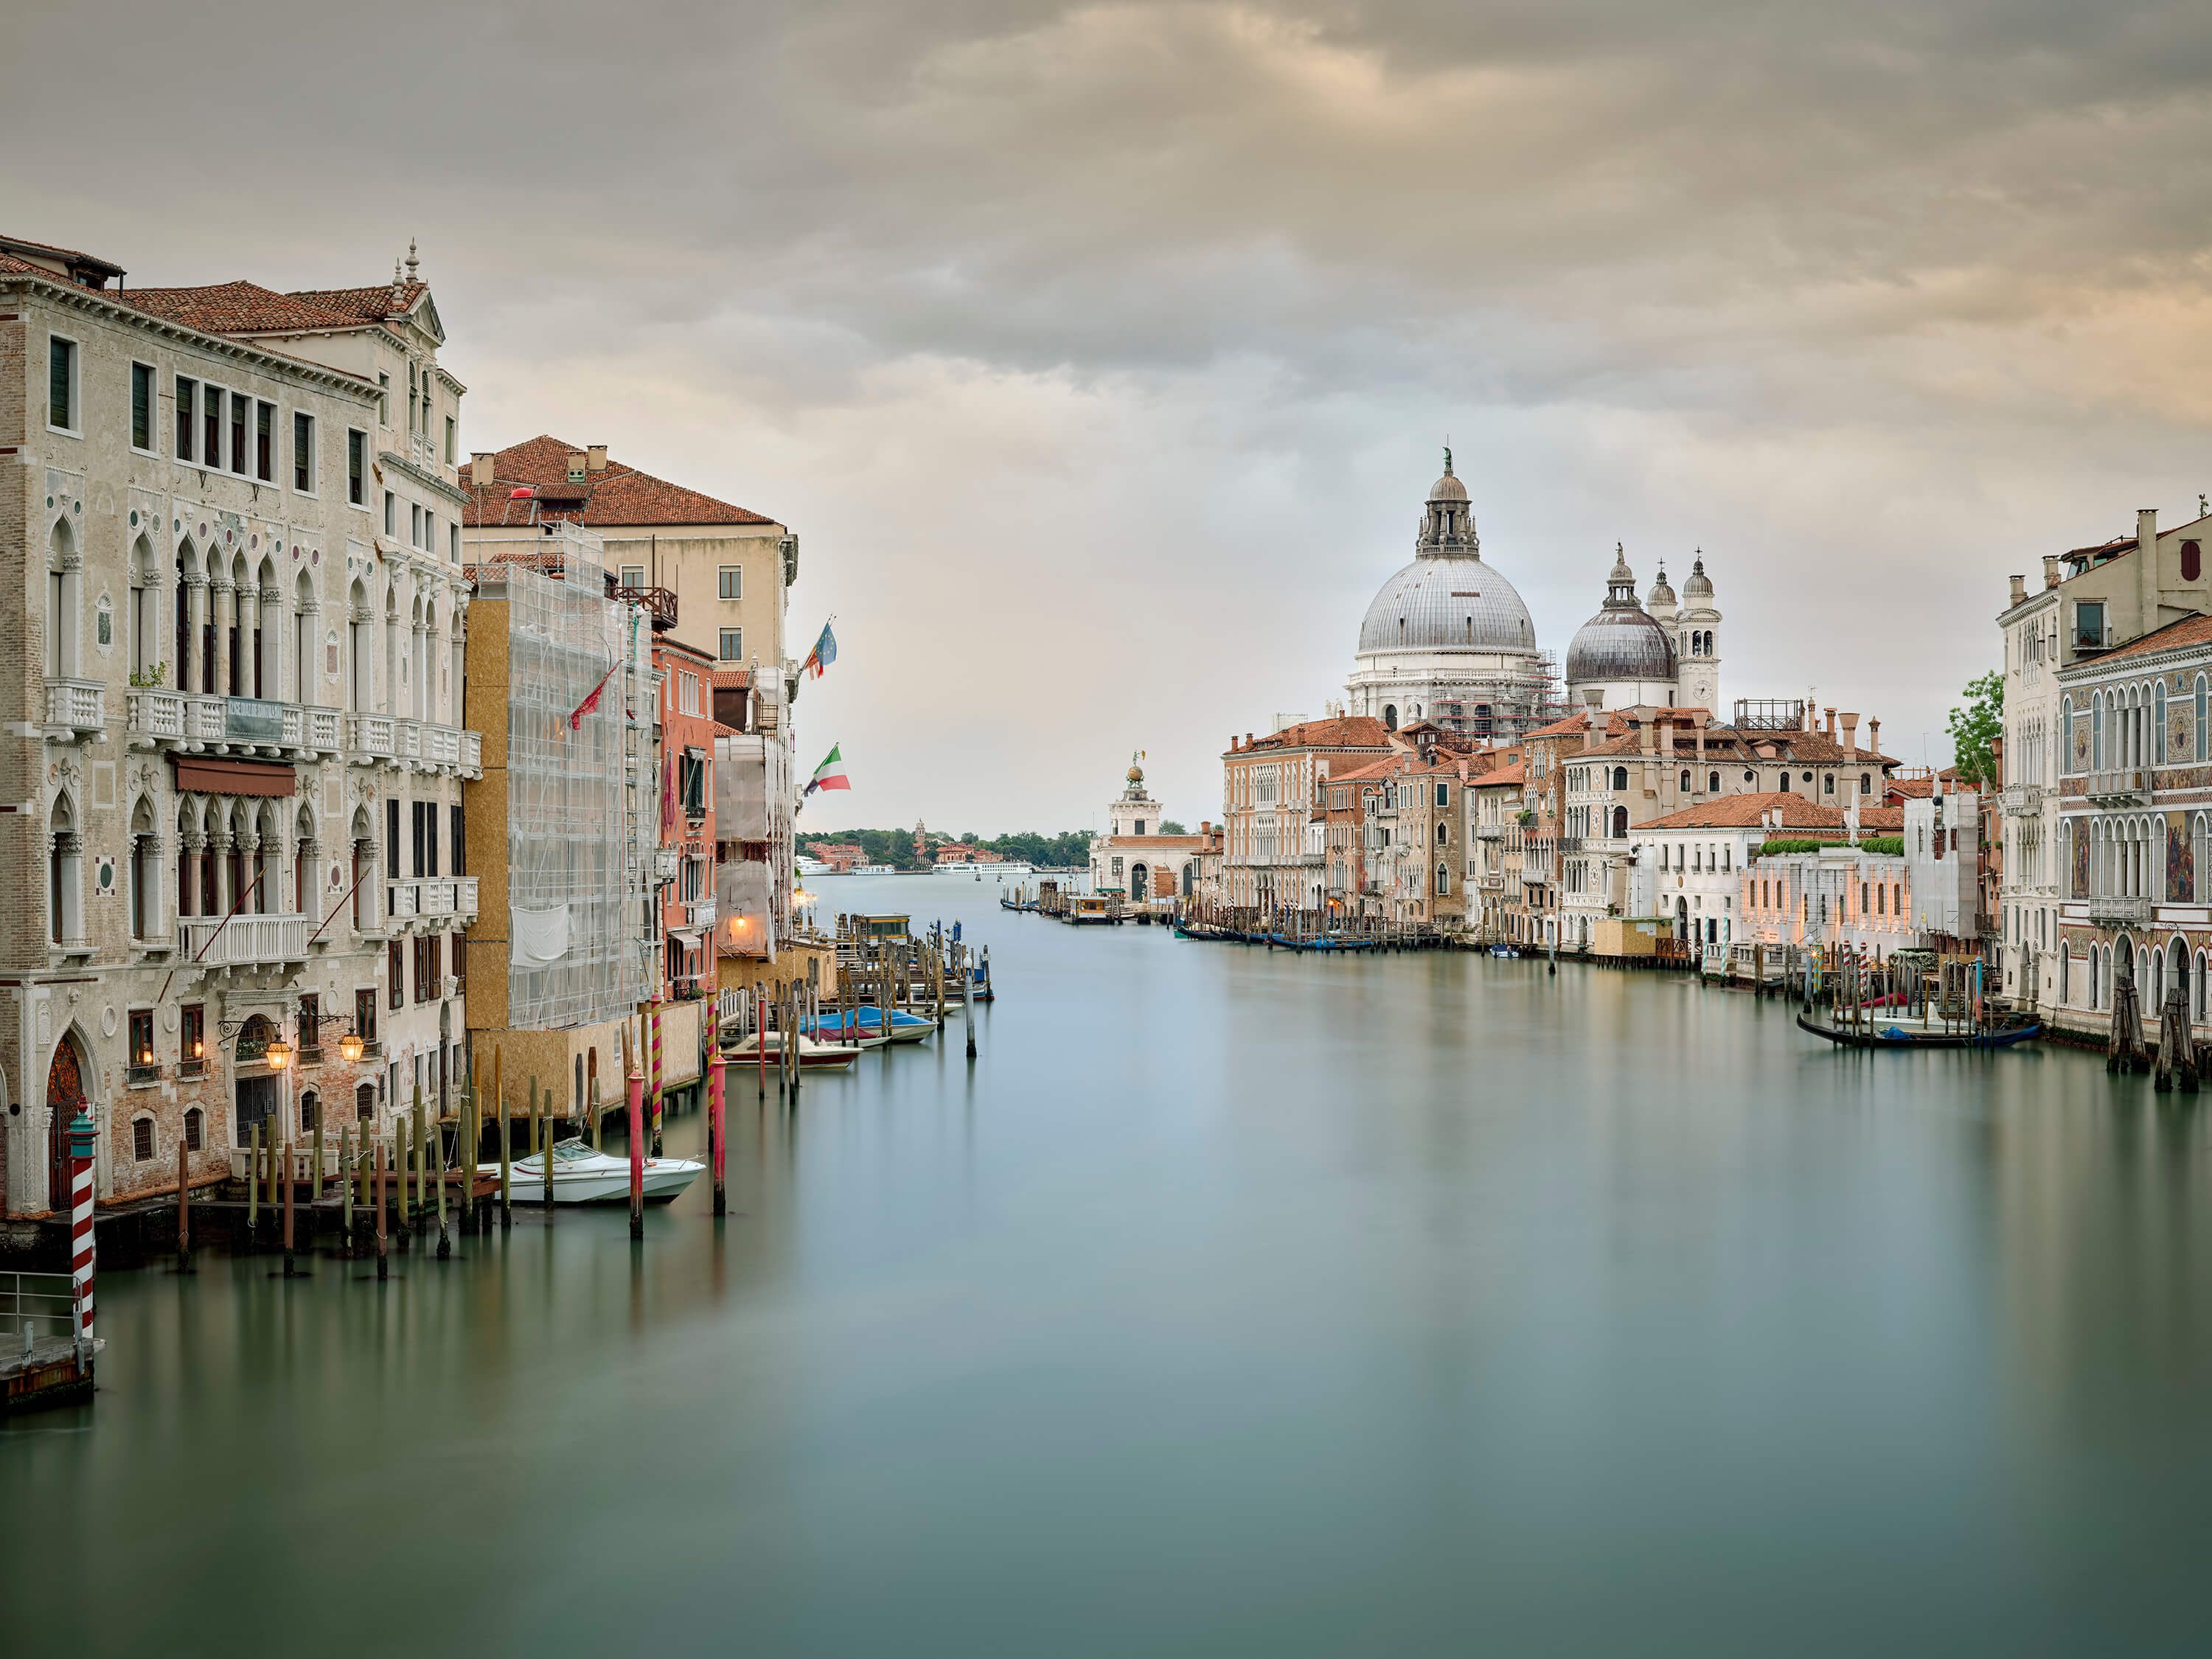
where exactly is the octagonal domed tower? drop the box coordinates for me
[1565,545,1680,711]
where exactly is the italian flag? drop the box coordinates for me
[807,744,850,795]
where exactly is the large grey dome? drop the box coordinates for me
[1358,552,1537,655]
[1565,544,1677,686]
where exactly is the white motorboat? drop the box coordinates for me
[478,1138,703,1205]
[720,1031,863,1070]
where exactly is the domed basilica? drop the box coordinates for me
[1346,455,1725,736]
[1345,453,1548,740]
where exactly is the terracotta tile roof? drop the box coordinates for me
[0,232,125,282]
[1230,715,1394,755]
[1526,712,1591,739]
[1643,793,1846,831]
[1857,807,1904,831]
[1471,761,1527,787]
[122,279,425,335]
[0,250,41,276]
[1885,776,1935,799]
[710,667,754,690]
[2087,609,2212,664]
[460,435,773,529]
[1329,757,1401,783]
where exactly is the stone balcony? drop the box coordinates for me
[44,678,105,741]
[176,911,309,968]
[686,899,718,930]
[2001,782,2044,816]
[385,876,480,930]
[2085,895,2152,928]
[351,714,481,776]
[127,691,345,759]
[2086,768,2152,807]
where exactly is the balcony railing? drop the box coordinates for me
[44,678,105,738]
[2087,768,2151,804]
[2001,783,2043,815]
[2086,895,2152,928]
[127,687,185,743]
[349,714,394,758]
[175,911,309,967]
[459,731,481,775]
[386,876,480,925]
[686,899,717,930]
[613,584,678,630]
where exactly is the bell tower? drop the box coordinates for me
[1677,552,1722,713]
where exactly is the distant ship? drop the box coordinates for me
[932,861,1033,877]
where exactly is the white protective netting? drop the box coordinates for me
[504,562,646,1028]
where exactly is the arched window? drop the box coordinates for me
[1612,805,1628,838]
[48,792,80,945]
[2156,684,2168,763]
[1679,769,1691,792]
[184,1107,205,1152]
[1435,821,1448,846]
[1823,773,1835,795]
[1708,771,1720,793]
[1436,863,1450,897]
[1382,704,1397,731]
[1612,766,1628,792]
[129,535,160,678]
[46,517,79,681]
[2092,692,2104,771]
[356,1082,377,1123]
[129,796,160,942]
[299,1089,319,1133]
[2197,678,2208,765]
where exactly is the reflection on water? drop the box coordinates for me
[9,875,2212,1656]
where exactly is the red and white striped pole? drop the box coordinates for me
[68,1109,96,1347]
[648,1001,664,1155]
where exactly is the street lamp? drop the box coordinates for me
[338,1031,364,1064]
[264,1037,291,1071]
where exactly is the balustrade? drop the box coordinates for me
[175,911,309,967]
[43,678,105,737]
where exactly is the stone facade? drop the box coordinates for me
[1,237,477,1217]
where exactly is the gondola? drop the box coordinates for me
[1795,1009,2040,1049]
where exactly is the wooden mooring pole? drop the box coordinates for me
[708,997,726,1217]
[624,1023,644,1242]
[282,1125,298,1279]
[176,1135,192,1274]
[375,1132,389,1281]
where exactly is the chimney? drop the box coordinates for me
[470,451,494,488]
[1868,717,1881,755]
[2140,507,2160,633]
[566,451,588,483]
[2009,574,2027,608]
[2043,555,2062,589]
[1824,706,1837,739]
[588,444,608,473]
[1841,712,1859,753]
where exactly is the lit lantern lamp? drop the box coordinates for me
[263,1037,291,1071]
[338,1032,364,1064]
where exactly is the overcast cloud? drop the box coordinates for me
[9,1,2211,829]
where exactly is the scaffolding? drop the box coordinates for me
[501,560,645,1029]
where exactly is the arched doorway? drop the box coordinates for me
[234,1015,277,1147]
[46,1034,88,1210]
[2169,936,2190,1012]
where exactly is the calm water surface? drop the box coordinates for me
[8,874,2212,1655]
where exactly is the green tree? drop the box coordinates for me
[1947,669,2003,788]
[1159,819,1187,835]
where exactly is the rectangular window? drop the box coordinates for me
[389,939,404,1009]
[129,1008,156,1070]
[386,799,400,879]
[185,1108,204,1152]
[355,987,378,1043]
[293,411,315,492]
[619,565,646,588]
[255,400,275,481]
[46,335,76,431]
[133,1117,155,1163]
[426,801,439,877]
[229,391,248,473]
[448,524,459,562]
[378,372,389,427]
[131,362,155,451]
[347,430,366,505]
[451,803,464,876]
[717,566,742,601]
[411,801,425,877]
[384,490,397,538]
[411,503,423,547]
[718,627,743,661]
[204,385,222,464]
[299,993,319,1054]
[2075,600,2106,651]
[176,377,197,461]
[444,414,456,465]
[182,1003,206,1067]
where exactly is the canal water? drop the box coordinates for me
[7,873,2212,1655]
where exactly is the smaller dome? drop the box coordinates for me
[1683,552,1714,600]
[1646,562,1676,609]
[1428,448,1468,504]
[1566,610,1678,686]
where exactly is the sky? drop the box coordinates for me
[10,1,2212,834]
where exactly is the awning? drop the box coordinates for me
[170,757,294,797]
[669,928,705,947]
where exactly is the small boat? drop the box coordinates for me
[722,1032,863,1069]
[804,1007,934,1044]
[479,1138,702,1205]
[1489,944,1518,959]
[1795,1009,2040,1050]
